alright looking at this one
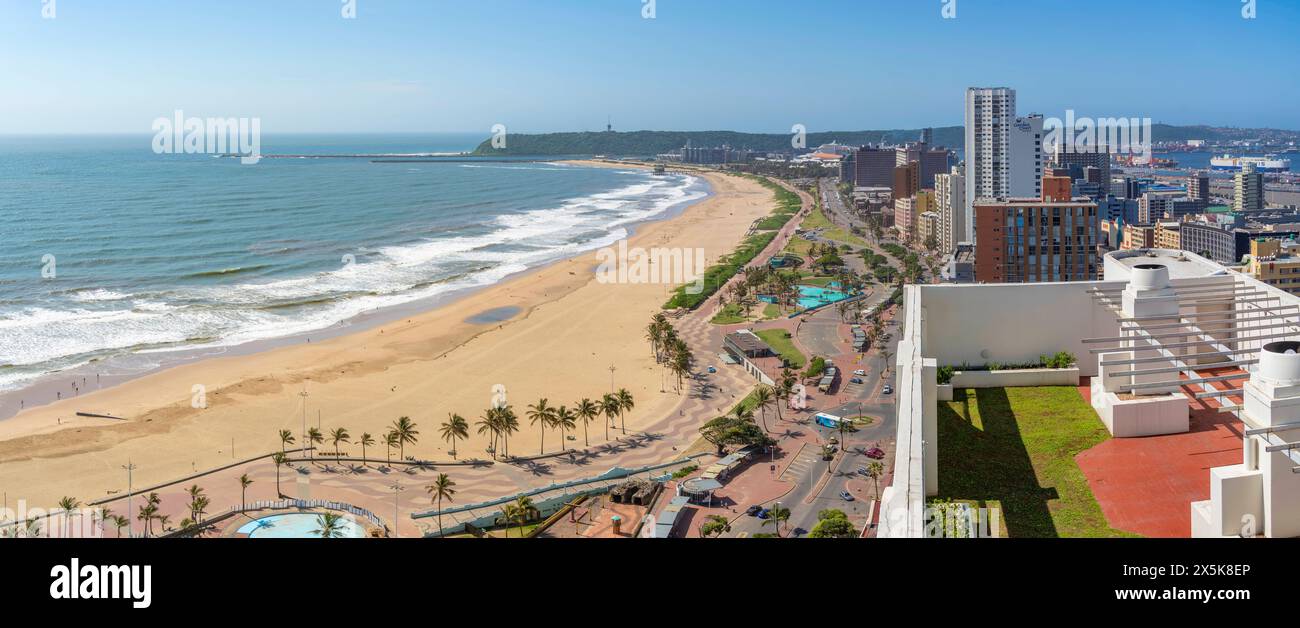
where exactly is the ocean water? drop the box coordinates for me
[0,134,707,395]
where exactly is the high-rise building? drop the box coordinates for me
[844,146,895,188]
[935,165,966,255]
[1187,173,1210,210]
[964,87,1043,243]
[1234,164,1265,212]
[1049,144,1111,190]
[892,161,920,199]
[973,190,1099,283]
[896,143,951,190]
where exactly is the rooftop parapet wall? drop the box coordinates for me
[917,280,1124,378]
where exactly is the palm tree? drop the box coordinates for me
[575,398,599,447]
[57,496,79,538]
[328,426,351,461]
[191,496,210,525]
[390,416,419,461]
[476,411,501,460]
[500,503,520,537]
[526,399,556,455]
[425,473,457,537]
[553,406,577,450]
[599,394,620,441]
[271,452,288,498]
[615,388,634,435]
[510,495,536,537]
[137,493,160,538]
[440,414,469,459]
[278,429,295,454]
[762,504,792,537]
[358,432,375,465]
[384,430,400,466]
[306,427,323,460]
[773,383,789,423]
[239,474,253,510]
[498,406,519,457]
[112,515,129,538]
[185,484,206,523]
[752,386,774,432]
[311,512,346,538]
[866,461,885,502]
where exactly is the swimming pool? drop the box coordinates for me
[796,285,849,310]
[236,512,367,538]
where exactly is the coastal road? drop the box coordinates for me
[723,313,900,538]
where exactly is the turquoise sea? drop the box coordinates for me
[0,134,707,395]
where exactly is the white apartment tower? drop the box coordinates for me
[964,87,1043,242]
[934,164,965,255]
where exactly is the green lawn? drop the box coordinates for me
[936,387,1137,538]
[800,206,868,247]
[755,328,805,368]
[710,302,748,325]
[782,235,815,257]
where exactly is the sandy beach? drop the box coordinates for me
[0,163,774,510]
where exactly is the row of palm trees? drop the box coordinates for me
[646,313,694,391]
[273,389,636,471]
[475,389,634,459]
[276,415,420,466]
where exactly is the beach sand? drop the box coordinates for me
[0,164,774,509]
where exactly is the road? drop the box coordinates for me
[724,312,901,537]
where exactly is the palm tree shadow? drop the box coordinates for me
[526,462,554,477]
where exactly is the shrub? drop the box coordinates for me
[804,356,826,378]
[937,365,954,385]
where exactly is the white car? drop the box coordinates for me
[853,369,866,376]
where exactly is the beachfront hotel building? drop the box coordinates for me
[934,165,966,255]
[972,176,1099,283]
[964,87,1044,243]
[880,248,1300,538]
[841,145,896,188]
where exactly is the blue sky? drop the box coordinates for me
[1,0,1297,133]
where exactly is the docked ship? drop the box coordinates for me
[1210,154,1292,172]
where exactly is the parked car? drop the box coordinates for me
[839,490,855,501]
[828,436,839,445]
[850,377,864,384]
[706,365,717,374]
[865,447,886,460]
[745,505,763,516]
[882,385,894,395]
[856,466,869,476]
[853,369,866,376]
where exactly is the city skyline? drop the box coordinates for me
[2,0,1298,134]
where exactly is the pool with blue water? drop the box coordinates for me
[796,285,850,310]
[236,513,367,538]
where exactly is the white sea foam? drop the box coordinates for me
[0,170,705,393]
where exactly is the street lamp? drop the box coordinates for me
[388,480,406,538]
[121,461,136,538]
[299,385,309,455]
